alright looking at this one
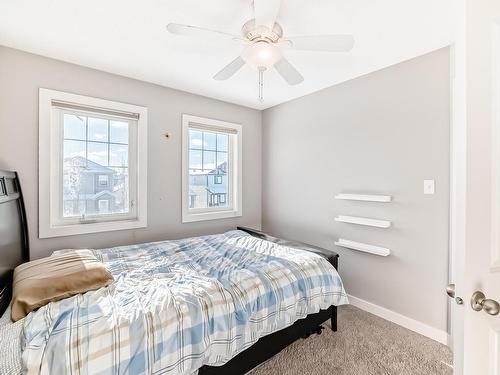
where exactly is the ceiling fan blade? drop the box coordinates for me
[253,0,281,29]
[287,35,355,52]
[274,57,304,85]
[213,56,246,80]
[167,23,240,40]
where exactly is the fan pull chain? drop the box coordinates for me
[258,67,265,102]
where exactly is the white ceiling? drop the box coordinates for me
[0,0,453,110]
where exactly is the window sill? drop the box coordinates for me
[182,209,242,223]
[39,218,147,239]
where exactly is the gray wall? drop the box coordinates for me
[0,46,262,259]
[262,48,450,331]
[0,45,450,331]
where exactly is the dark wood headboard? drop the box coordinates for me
[0,170,29,317]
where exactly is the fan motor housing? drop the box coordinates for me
[242,19,283,43]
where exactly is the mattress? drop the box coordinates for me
[20,230,348,374]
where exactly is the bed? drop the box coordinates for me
[0,169,348,375]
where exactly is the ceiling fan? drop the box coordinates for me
[167,0,354,101]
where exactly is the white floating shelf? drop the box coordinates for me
[335,215,391,228]
[335,194,392,203]
[335,238,391,257]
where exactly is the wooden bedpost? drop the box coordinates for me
[331,306,338,332]
[329,253,339,332]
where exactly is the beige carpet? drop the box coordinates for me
[249,305,453,375]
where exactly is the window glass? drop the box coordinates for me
[189,130,203,149]
[111,167,129,214]
[217,134,228,152]
[62,112,131,218]
[87,142,108,166]
[63,114,86,140]
[188,128,230,210]
[216,151,227,169]
[88,117,109,142]
[110,121,128,144]
[203,132,217,151]
[98,175,109,186]
[203,151,216,170]
[64,140,86,159]
[110,144,128,167]
[98,199,110,213]
[189,150,202,170]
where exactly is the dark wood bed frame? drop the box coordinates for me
[0,169,339,375]
[0,170,29,316]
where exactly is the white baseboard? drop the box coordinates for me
[347,294,449,345]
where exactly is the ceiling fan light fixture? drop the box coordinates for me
[167,0,355,102]
[242,41,282,69]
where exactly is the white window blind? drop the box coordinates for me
[51,100,140,120]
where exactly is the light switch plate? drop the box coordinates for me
[424,180,435,195]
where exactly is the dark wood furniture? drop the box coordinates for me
[0,170,29,317]
[0,169,340,375]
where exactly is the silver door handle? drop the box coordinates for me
[446,284,463,305]
[471,291,500,316]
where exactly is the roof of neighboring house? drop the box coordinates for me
[208,161,227,175]
[64,156,115,174]
[206,186,227,195]
[190,162,227,176]
[63,190,116,201]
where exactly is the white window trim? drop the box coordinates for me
[51,107,140,227]
[182,114,242,223]
[39,88,148,238]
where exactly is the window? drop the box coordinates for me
[39,88,148,238]
[98,199,110,213]
[98,175,109,186]
[182,114,242,222]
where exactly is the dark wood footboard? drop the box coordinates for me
[199,227,340,375]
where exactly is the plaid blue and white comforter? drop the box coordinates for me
[21,230,348,375]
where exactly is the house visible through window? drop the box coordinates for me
[62,112,129,219]
[39,89,148,238]
[188,129,229,209]
[182,115,242,223]
[98,199,110,213]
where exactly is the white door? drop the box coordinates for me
[451,0,500,374]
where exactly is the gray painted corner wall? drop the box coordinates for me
[261,48,450,331]
[0,46,262,260]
